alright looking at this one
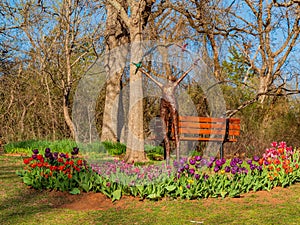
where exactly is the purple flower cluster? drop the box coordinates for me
[214,158,226,172]
[30,147,82,165]
[175,154,265,179]
[246,156,262,171]
[226,158,248,175]
[71,147,79,155]
[92,160,173,185]
[31,148,58,161]
[174,155,210,180]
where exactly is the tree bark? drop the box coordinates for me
[124,20,148,163]
[106,0,154,162]
[63,93,76,139]
[101,3,129,142]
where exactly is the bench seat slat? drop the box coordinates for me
[179,122,240,130]
[176,137,238,142]
[178,128,240,136]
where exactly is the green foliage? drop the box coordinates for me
[144,144,164,161]
[101,141,126,155]
[4,139,77,154]
[222,46,255,84]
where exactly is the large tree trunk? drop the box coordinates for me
[105,0,154,163]
[123,7,149,163]
[101,69,123,142]
[101,3,129,142]
[124,41,148,163]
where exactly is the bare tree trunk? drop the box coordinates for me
[62,0,77,140]
[20,100,35,134]
[106,0,154,162]
[124,22,148,163]
[44,76,56,140]
[124,48,148,162]
[101,74,121,142]
[101,3,129,142]
[258,76,269,103]
[63,93,76,139]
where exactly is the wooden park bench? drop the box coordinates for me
[151,116,241,159]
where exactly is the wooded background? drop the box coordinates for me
[1,0,300,158]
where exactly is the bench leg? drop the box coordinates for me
[220,143,224,159]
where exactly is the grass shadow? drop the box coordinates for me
[0,156,77,225]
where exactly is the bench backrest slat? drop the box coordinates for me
[177,116,241,142]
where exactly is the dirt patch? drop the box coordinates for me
[48,184,299,211]
[201,185,297,208]
[47,191,144,211]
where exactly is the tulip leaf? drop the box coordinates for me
[165,185,176,192]
[112,189,122,202]
[69,188,81,195]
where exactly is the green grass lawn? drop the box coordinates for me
[1,155,300,225]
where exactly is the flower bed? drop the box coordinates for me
[17,142,300,201]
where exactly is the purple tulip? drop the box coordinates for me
[214,166,220,172]
[32,149,39,154]
[215,159,225,167]
[253,156,260,162]
[250,164,256,170]
[224,166,231,173]
[186,184,191,189]
[195,155,202,161]
[45,148,51,153]
[189,159,196,165]
[247,159,252,165]
[215,159,221,167]
[45,152,52,158]
[189,168,195,175]
[231,166,238,175]
[194,174,200,180]
[184,164,190,170]
[257,166,263,171]
[207,161,213,168]
[32,154,37,159]
[230,160,237,167]
[71,147,79,155]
